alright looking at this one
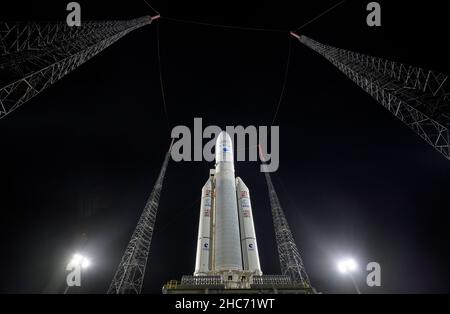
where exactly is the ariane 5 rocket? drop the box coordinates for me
[194,131,262,279]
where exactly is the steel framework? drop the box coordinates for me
[291,32,450,159]
[0,15,158,119]
[252,275,292,285]
[108,140,173,294]
[262,165,311,288]
[181,276,223,286]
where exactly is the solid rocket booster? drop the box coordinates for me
[236,177,262,275]
[194,178,212,275]
[214,131,243,271]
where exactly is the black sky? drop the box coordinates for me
[0,0,449,294]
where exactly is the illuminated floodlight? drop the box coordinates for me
[337,258,357,274]
[81,258,91,269]
[69,253,91,269]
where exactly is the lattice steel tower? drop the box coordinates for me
[291,32,450,160]
[0,15,158,119]
[108,140,173,294]
[260,159,312,289]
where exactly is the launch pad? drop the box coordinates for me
[162,275,314,294]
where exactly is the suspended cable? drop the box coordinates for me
[271,35,292,126]
[143,0,160,15]
[156,21,170,130]
[294,0,346,31]
[162,16,287,33]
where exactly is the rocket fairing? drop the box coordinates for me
[194,131,262,278]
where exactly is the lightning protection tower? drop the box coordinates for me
[108,139,173,294]
[0,15,159,119]
[290,32,450,160]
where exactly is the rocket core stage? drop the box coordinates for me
[194,131,262,284]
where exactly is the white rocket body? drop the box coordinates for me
[214,132,243,271]
[194,131,262,279]
[236,178,262,275]
[194,178,212,275]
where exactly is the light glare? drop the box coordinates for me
[72,253,82,263]
[81,258,91,269]
[69,253,91,269]
[337,258,357,274]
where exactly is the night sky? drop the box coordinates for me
[1,0,449,294]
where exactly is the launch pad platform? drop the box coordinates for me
[162,275,314,294]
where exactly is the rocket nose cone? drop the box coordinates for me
[215,131,234,163]
[202,177,212,189]
[217,131,232,145]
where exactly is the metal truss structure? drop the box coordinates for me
[262,166,311,288]
[252,275,292,285]
[291,32,450,160]
[108,140,173,294]
[181,275,223,286]
[0,15,158,119]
